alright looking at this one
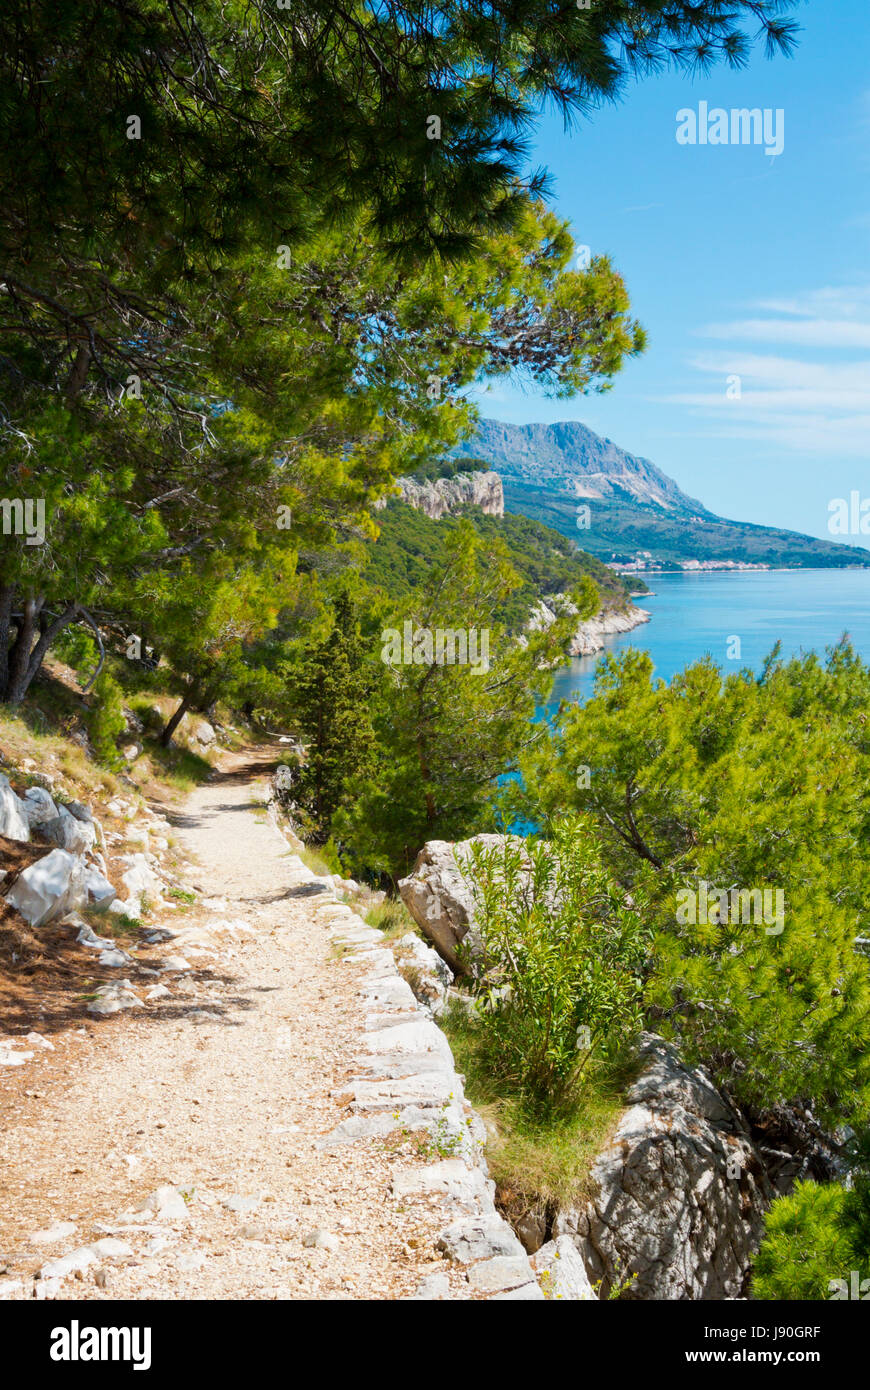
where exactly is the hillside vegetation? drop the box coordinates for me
[362,500,636,629]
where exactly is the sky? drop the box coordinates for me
[469,0,870,541]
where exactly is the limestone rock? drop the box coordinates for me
[531,1236,597,1301]
[4,848,86,927]
[83,865,116,908]
[398,835,521,973]
[394,932,454,1015]
[21,786,60,828]
[41,805,96,855]
[136,1185,190,1223]
[552,1034,774,1300]
[374,470,504,521]
[0,775,30,842]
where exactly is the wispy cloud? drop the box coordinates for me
[656,286,870,453]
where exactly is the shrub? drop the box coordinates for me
[752,1180,856,1300]
[87,671,127,770]
[54,626,100,687]
[464,816,650,1118]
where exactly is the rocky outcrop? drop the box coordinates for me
[527,595,651,659]
[552,1035,774,1300]
[393,932,454,1016]
[376,470,504,520]
[0,775,30,841]
[398,835,520,974]
[5,848,88,928]
[531,1236,597,1301]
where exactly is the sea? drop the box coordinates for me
[546,569,870,711]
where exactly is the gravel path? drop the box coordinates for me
[0,751,470,1300]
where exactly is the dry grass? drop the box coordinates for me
[443,1005,636,1212]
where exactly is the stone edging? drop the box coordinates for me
[267,804,543,1301]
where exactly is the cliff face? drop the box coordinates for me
[527,595,651,658]
[378,470,504,520]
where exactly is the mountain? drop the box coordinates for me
[453,419,870,570]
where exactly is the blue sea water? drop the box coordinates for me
[546,569,870,711]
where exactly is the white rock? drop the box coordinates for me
[4,849,86,928]
[40,1246,98,1280]
[0,1041,33,1067]
[0,774,30,841]
[531,1236,597,1300]
[160,956,191,972]
[83,866,116,908]
[137,1185,190,1223]
[21,786,59,827]
[30,1220,78,1245]
[145,984,172,1001]
[301,1229,339,1251]
[34,1276,65,1300]
[98,947,131,968]
[88,1237,134,1259]
[41,805,96,855]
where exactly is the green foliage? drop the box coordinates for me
[752,1181,857,1301]
[517,643,870,1125]
[364,498,630,629]
[409,457,490,484]
[87,672,127,771]
[281,592,379,843]
[463,818,650,1118]
[54,626,100,688]
[334,522,596,881]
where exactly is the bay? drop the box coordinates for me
[547,569,870,710]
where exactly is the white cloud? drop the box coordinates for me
[661,287,870,452]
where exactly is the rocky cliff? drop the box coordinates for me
[527,595,651,658]
[376,471,504,520]
[397,838,780,1301]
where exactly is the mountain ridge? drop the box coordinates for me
[453,419,870,570]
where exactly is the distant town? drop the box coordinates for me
[606,553,771,574]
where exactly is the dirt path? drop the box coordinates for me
[0,750,468,1300]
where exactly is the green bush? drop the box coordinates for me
[87,671,127,770]
[464,816,650,1118]
[752,1180,856,1300]
[54,626,100,687]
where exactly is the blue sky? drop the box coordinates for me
[470,0,870,540]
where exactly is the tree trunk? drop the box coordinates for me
[0,584,15,700]
[161,682,199,747]
[4,597,39,705]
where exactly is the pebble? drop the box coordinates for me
[302,1229,340,1252]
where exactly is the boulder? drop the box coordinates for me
[552,1034,774,1301]
[82,866,117,909]
[0,775,30,842]
[113,852,164,916]
[531,1236,597,1301]
[192,720,216,747]
[4,849,86,928]
[21,786,60,828]
[394,932,454,1015]
[40,805,96,855]
[398,834,521,973]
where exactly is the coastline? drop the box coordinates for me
[568,604,651,657]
